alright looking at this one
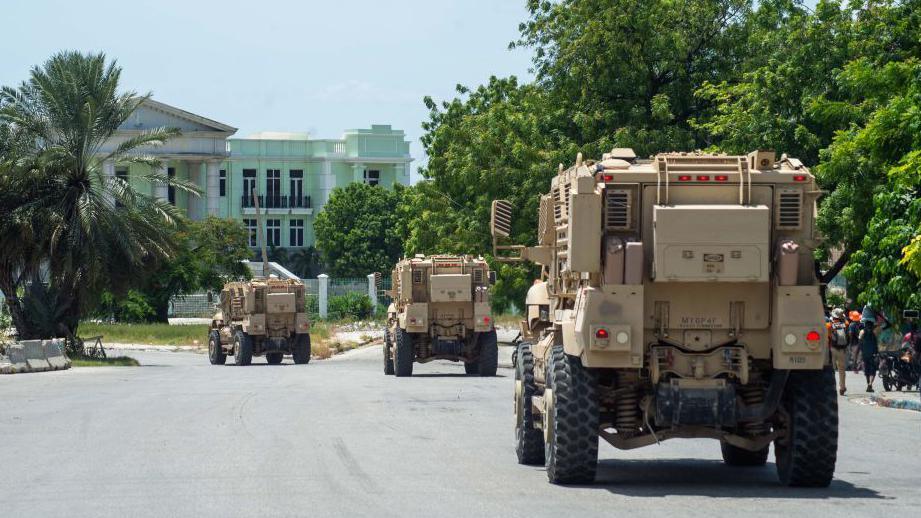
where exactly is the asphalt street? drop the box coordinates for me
[1,346,919,518]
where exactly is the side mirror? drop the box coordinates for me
[488,271,497,285]
[491,200,513,238]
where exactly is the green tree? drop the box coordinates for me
[314,183,404,277]
[0,51,190,339]
[132,217,252,322]
[514,0,751,156]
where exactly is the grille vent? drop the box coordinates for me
[776,189,803,229]
[553,187,562,221]
[473,269,483,283]
[412,270,423,284]
[605,188,633,230]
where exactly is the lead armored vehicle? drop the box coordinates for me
[384,254,497,377]
[493,149,837,486]
[208,194,311,366]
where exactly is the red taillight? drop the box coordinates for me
[483,316,490,324]
[603,174,614,182]
[678,175,692,181]
[697,175,710,181]
[595,328,609,339]
[715,175,728,182]
[793,175,807,182]
[806,330,821,341]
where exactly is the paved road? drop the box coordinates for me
[1,346,918,517]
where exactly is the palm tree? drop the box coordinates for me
[0,51,196,339]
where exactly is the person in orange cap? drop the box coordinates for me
[848,310,862,373]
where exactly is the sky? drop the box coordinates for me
[0,0,535,181]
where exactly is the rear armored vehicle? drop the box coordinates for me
[493,149,837,486]
[384,255,497,377]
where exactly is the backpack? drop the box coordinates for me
[831,321,848,349]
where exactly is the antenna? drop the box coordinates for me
[252,188,269,277]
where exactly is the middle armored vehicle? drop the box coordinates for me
[384,254,497,377]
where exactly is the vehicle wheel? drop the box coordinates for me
[720,441,769,466]
[463,361,479,375]
[233,330,253,366]
[266,352,283,365]
[477,330,498,376]
[293,334,311,364]
[883,379,893,391]
[208,330,226,365]
[545,345,598,484]
[515,341,544,465]
[394,328,414,377]
[774,368,838,487]
[383,330,395,375]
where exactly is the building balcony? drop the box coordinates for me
[241,194,313,214]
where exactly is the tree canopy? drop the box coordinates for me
[314,183,404,277]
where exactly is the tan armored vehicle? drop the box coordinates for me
[493,149,837,486]
[384,254,497,377]
[208,194,311,366]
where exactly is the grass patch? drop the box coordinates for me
[78,322,209,346]
[71,356,140,367]
[493,313,522,328]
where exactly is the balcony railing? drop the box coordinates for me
[241,195,312,209]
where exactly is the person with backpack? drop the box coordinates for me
[828,308,849,395]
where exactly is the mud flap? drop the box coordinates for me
[655,380,737,427]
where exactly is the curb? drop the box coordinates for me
[870,394,921,412]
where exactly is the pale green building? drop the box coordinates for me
[99,100,412,251]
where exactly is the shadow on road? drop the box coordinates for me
[584,459,886,500]
[407,373,508,378]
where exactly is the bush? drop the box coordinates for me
[327,292,373,320]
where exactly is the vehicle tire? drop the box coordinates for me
[383,330,395,375]
[883,379,892,391]
[233,330,253,366]
[266,352,283,365]
[774,368,838,487]
[545,345,598,484]
[720,441,769,466]
[477,330,498,377]
[515,341,545,465]
[293,334,311,365]
[208,330,226,365]
[394,328,414,377]
[463,361,479,375]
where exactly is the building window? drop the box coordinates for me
[266,169,281,207]
[167,167,176,204]
[243,218,258,247]
[289,170,303,207]
[289,219,304,247]
[364,169,380,186]
[115,169,128,208]
[242,169,256,207]
[266,219,281,247]
[219,170,226,197]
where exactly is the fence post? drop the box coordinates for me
[318,274,329,319]
[367,273,377,309]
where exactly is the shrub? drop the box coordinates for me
[327,292,373,320]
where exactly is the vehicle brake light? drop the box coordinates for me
[483,316,490,324]
[793,175,807,182]
[678,175,692,182]
[603,174,614,182]
[595,328,609,339]
[715,175,728,182]
[806,330,821,342]
[697,175,710,181]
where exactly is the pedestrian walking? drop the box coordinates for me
[859,320,879,392]
[828,308,849,395]
[848,310,862,373]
